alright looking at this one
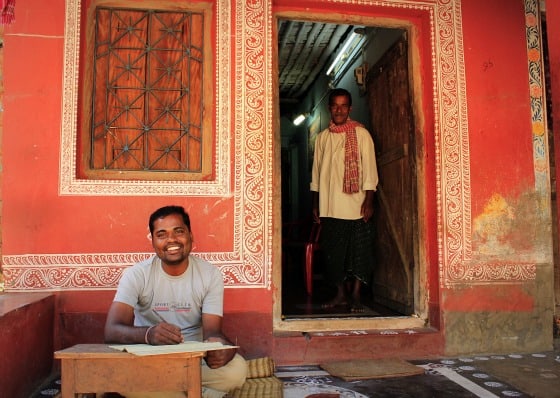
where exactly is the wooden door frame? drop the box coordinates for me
[272,10,434,333]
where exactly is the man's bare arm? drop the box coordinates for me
[202,313,237,368]
[104,301,182,345]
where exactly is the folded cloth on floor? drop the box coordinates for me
[320,358,424,381]
[229,357,283,398]
[246,356,275,378]
[228,377,283,398]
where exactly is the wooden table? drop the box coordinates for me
[54,344,203,397]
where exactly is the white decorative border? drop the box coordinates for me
[2,250,269,290]
[434,0,476,285]
[235,0,273,288]
[525,0,549,192]
[58,0,231,196]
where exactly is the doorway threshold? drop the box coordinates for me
[274,314,427,334]
[282,312,381,319]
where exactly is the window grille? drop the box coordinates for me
[89,7,205,173]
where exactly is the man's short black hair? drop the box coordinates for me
[328,88,352,106]
[149,205,191,234]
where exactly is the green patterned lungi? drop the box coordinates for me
[318,217,375,285]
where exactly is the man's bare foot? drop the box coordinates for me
[321,296,347,309]
[350,301,365,313]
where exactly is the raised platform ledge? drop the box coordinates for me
[0,291,54,316]
[0,292,55,398]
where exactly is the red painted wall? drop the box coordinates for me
[463,0,534,216]
[443,0,539,303]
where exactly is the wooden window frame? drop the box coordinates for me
[78,0,214,181]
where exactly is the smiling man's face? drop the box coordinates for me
[151,213,193,271]
[329,94,352,126]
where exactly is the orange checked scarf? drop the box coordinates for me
[328,118,364,194]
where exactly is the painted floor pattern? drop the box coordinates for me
[276,351,560,397]
[31,351,560,398]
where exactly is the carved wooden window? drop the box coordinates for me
[79,4,212,181]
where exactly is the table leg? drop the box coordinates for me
[186,360,202,397]
[59,359,77,398]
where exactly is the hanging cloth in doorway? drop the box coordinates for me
[0,0,15,25]
[328,118,364,194]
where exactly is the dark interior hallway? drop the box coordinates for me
[281,223,401,319]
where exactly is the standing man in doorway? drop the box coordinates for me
[310,88,378,313]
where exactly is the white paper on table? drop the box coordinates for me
[109,341,238,356]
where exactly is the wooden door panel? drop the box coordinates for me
[367,34,416,314]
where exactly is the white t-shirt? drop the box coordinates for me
[113,254,224,342]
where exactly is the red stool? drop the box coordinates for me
[304,223,321,296]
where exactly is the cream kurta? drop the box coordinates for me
[310,126,378,220]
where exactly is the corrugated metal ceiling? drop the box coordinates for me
[278,20,353,102]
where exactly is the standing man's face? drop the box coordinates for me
[151,213,193,267]
[329,95,352,126]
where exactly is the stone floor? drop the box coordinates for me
[32,342,560,398]
[276,346,560,397]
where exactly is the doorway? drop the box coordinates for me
[278,18,419,320]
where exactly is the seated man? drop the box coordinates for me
[105,205,247,398]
